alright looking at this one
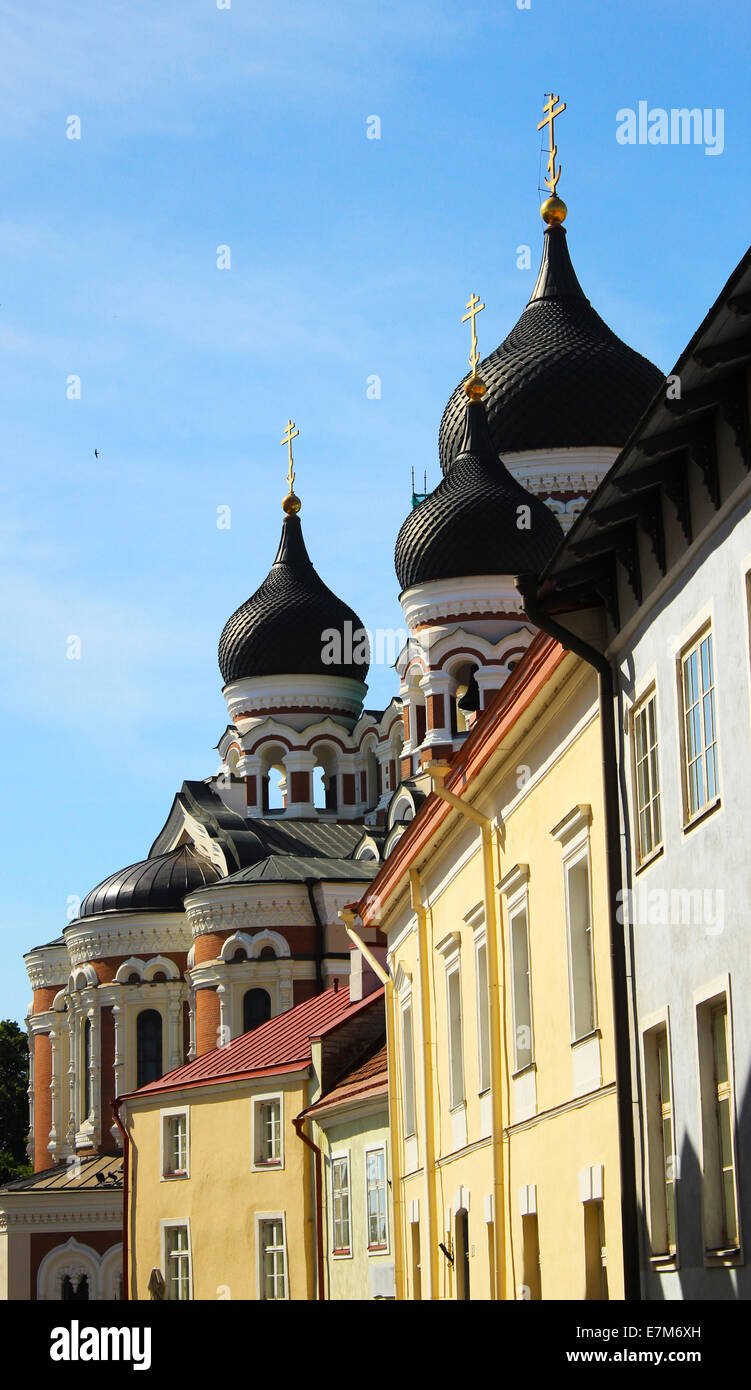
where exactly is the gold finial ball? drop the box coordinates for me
[464,375,487,401]
[540,195,567,225]
[282,491,301,515]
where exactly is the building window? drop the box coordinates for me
[510,906,534,1072]
[252,1096,282,1168]
[475,936,491,1093]
[243,988,271,1034]
[680,628,719,820]
[410,1221,422,1300]
[83,1018,93,1119]
[521,1214,541,1300]
[401,1001,416,1139]
[633,690,662,861]
[643,1025,676,1255]
[697,993,739,1253]
[564,854,596,1042]
[455,1209,470,1300]
[259,1218,287,1300]
[136,1010,163,1088]
[164,1224,191,1301]
[583,1201,608,1300]
[331,1154,351,1255]
[163,1112,189,1179]
[446,962,465,1110]
[366,1147,388,1251]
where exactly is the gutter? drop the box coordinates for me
[291,1111,325,1300]
[111,1098,130,1301]
[422,765,509,1301]
[516,573,640,1302]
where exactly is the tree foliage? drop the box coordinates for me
[0,1019,32,1184]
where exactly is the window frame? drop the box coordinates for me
[563,844,597,1045]
[256,1211,289,1300]
[470,910,492,1096]
[630,684,663,868]
[160,1106,190,1181]
[694,981,742,1262]
[251,1092,284,1171]
[399,992,417,1140]
[330,1150,353,1258]
[641,1015,678,1262]
[160,1219,192,1301]
[677,624,721,828]
[364,1144,390,1255]
[436,932,465,1112]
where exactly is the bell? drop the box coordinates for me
[457,674,480,713]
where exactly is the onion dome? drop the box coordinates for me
[218,509,369,684]
[395,393,564,591]
[78,845,222,918]
[438,223,664,472]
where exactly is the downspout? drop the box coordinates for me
[516,573,640,1302]
[306,880,325,992]
[291,1112,325,1300]
[112,1098,130,1301]
[408,868,439,1300]
[423,765,508,1301]
[339,913,404,1301]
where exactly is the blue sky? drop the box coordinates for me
[0,0,748,1023]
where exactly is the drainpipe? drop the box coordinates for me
[112,1098,130,1301]
[408,867,439,1300]
[423,764,508,1301]
[338,912,404,1301]
[291,1112,325,1300]
[516,573,640,1302]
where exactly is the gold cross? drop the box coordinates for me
[461,292,485,375]
[281,418,300,492]
[537,92,566,195]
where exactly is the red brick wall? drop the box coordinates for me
[33,1032,53,1172]
[30,1230,121,1302]
[195,988,220,1056]
[99,1007,117,1152]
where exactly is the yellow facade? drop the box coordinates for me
[124,1075,315,1301]
[361,643,624,1300]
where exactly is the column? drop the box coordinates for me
[282,750,317,817]
[167,995,183,1072]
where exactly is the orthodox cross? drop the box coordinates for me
[537,92,566,196]
[461,292,485,376]
[281,418,300,493]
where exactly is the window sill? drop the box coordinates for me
[449,1101,466,1116]
[162,1172,189,1181]
[251,1161,283,1172]
[704,1245,742,1267]
[570,1029,601,1049]
[367,1245,389,1256]
[682,796,721,834]
[511,1063,536,1081]
[332,1249,353,1260]
[649,1249,678,1271]
[634,843,664,876]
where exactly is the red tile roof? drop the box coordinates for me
[122,984,367,1100]
[304,1038,388,1117]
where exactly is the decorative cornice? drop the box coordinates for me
[185,889,313,937]
[63,914,191,966]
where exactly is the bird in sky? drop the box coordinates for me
[94,448,99,459]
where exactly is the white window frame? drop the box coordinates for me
[630,683,663,867]
[552,807,597,1045]
[436,932,465,1112]
[160,1106,190,1181]
[398,979,417,1140]
[255,1211,289,1300]
[251,1092,284,1171]
[364,1144,390,1255]
[694,978,742,1262]
[330,1150,353,1258]
[500,865,534,1075]
[678,623,720,826]
[467,904,491,1096]
[160,1219,192,1301]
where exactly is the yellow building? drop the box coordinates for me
[118,976,384,1300]
[354,632,626,1300]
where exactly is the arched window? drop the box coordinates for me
[137,1010,163,1088]
[243,989,271,1034]
[62,1273,89,1301]
[83,1019,93,1119]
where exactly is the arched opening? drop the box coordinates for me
[83,1018,93,1120]
[230,947,247,964]
[152,971,167,984]
[362,737,379,809]
[455,1209,470,1300]
[259,947,276,961]
[243,988,271,1034]
[136,1010,163,1087]
[311,743,338,813]
[61,1273,90,1301]
[450,661,480,736]
[258,742,290,813]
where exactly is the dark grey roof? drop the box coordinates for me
[26,935,65,953]
[149,780,276,870]
[218,512,369,684]
[395,397,564,590]
[439,224,664,471]
[201,855,379,889]
[77,845,222,919]
[0,1154,123,1193]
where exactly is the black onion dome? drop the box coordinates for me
[78,845,222,918]
[395,397,564,591]
[218,512,369,685]
[438,224,664,472]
